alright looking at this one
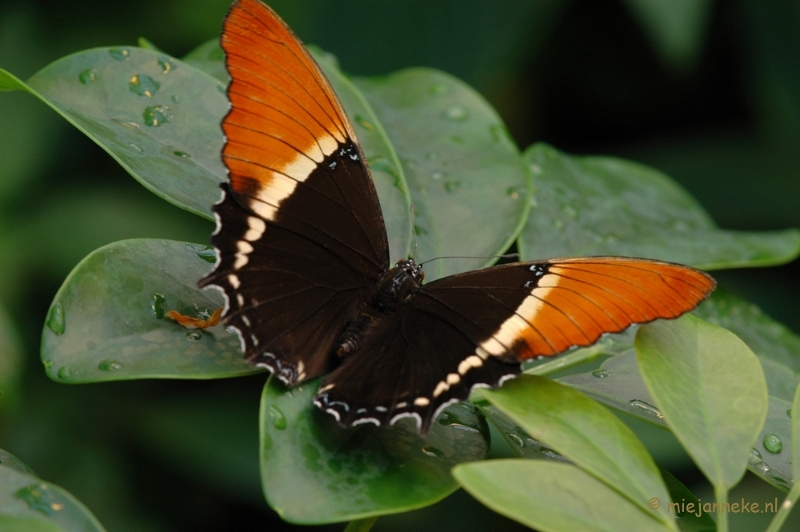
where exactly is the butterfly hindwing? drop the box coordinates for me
[200,0,389,385]
[315,257,715,431]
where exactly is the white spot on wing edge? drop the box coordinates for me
[389,411,422,430]
[414,397,430,407]
[351,417,380,427]
[243,216,266,241]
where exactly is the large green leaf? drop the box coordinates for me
[519,143,800,269]
[636,315,769,489]
[41,239,259,382]
[2,47,228,220]
[453,460,671,532]
[355,68,532,281]
[0,450,105,532]
[259,376,489,524]
[659,467,717,532]
[477,375,676,529]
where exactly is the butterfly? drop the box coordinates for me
[188,0,716,433]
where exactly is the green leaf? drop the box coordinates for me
[520,144,800,270]
[622,0,713,71]
[0,450,105,532]
[793,385,800,481]
[749,396,793,490]
[12,47,228,220]
[41,239,259,382]
[659,467,717,532]
[314,51,414,262]
[182,39,227,84]
[694,287,800,373]
[0,68,26,91]
[453,460,672,532]
[477,375,675,528]
[479,405,572,461]
[636,315,769,489]
[259,376,489,524]
[355,68,532,280]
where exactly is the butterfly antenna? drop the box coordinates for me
[410,203,418,260]
[419,253,519,267]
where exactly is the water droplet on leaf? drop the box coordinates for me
[186,331,202,341]
[129,74,160,97]
[628,399,663,419]
[47,303,65,335]
[442,105,468,122]
[78,69,97,84]
[421,446,444,458]
[129,143,143,153]
[57,367,71,379]
[763,434,783,453]
[98,360,124,372]
[428,83,448,95]
[506,433,524,447]
[143,105,171,127]
[444,180,461,193]
[749,448,763,464]
[173,151,190,158]
[109,48,129,61]
[151,293,165,319]
[158,57,174,74]
[268,405,286,429]
[15,484,63,515]
[592,370,610,378]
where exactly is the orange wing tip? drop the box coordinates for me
[165,307,223,329]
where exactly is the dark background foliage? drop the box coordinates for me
[0,0,798,530]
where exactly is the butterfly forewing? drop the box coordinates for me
[200,0,389,385]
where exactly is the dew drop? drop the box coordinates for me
[444,180,461,193]
[763,434,783,454]
[592,370,610,378]
[129,74,160,97]
[506,433,524,447]
[428,83,448,95]
[57,367,71,379]
[173,151,191,158]
[158,57,174,74]
[193,245,216,264]
[47,303,65,335]
[186,331,202,341]
[143,105,171,127]
[422,446,444,458]
[43,360,53,370]
[749,448,763,464]
[268,405,287,429]
[15,484,63,516]
[78,69,97,84]
[129,143,143,153]
[151,293,165,319]
[109,48,129,61]
[628,399,663,419]
[442,104,469,122]
[98,360,124,372]
[354,115,375,130]
[506,186,520,200]
[754,461,771,475]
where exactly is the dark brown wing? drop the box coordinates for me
[200,0,389,384]
[315,257,715,432]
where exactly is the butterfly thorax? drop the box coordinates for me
[335,259,423,357]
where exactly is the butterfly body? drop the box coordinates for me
[198,0,717,433]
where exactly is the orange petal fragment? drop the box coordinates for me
[165,307,223,329]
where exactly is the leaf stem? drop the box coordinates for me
[764,482,800,532]
[344,517,378,532]
[714,485,728,532]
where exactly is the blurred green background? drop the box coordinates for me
[1,0,799,530]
